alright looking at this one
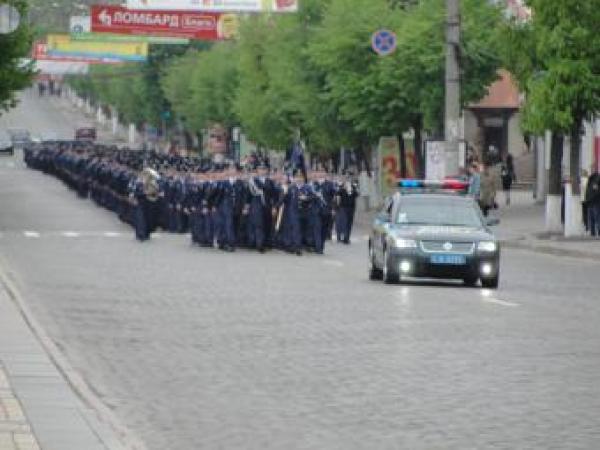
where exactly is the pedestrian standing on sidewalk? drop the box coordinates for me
[479,164,497,217]
[581,169,590,232]
[584,166,600,237]
[501,153,516,206]
[467,163,481,202]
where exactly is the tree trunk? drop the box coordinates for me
[183,130,194,153]
[570,120,582,196]
[548,133,563,196]
[545,132,564,233]
[413,116,424,178]
[196,131,203,157]
[363,145,372,176]
[564,121,585,236]
[398,135,407,178]
[332,152,339,174]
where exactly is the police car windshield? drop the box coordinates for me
[396,198,482,228]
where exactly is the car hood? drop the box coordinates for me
[391,224,495,242]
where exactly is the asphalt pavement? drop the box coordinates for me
[1,93,600,450]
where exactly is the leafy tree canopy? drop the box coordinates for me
[0,0,34,114]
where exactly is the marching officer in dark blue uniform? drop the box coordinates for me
[188,175,203,245]
[216,165,237,252]
[277,171,304,255]
[318,172,337,243]
[307,176,327,254]
[335,173,359,244]
[174,171,189,234]
[246,165,274,253]
[131,168,160,242]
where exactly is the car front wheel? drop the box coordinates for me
[369,245,383,280]
[382,248,399,284]
[481,273,499,289]
[463,275,479,287]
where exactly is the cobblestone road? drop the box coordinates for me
[1,94,600,449]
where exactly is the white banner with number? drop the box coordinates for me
[126,0,298,12]
[425,141,446,181]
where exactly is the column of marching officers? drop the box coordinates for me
[23,142,360,255]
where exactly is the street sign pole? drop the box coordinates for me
[444,0,461,177]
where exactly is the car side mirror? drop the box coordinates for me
[486,217,500,227]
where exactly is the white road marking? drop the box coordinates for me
[103,232,121,238]
[23,231,40,238]
[482,297,520,307]
[61,231,80,238]
[480,289,520,307]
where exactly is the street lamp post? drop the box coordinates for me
[445,0,461,176]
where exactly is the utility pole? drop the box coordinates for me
[445,0,461,176]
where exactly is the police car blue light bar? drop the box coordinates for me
[397,179,470,192]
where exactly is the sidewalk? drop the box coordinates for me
[0,364,38,450]
[495,190,600,260]
[0,278,132,450]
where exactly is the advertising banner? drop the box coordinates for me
[378,137,400,198]
[73,32,189,44]
[46,34,148,62]
[32,60,90,75]
[91,5,238,41]
[32,41,125,64]
[425,140,446,180]
[125,0,298,13]
[377,136,418,197]
[71,15,189,44]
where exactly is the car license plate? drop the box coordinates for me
[430,254,466,265]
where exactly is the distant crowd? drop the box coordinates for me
[23,141,361,255]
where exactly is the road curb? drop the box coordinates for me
[0,263,147,450]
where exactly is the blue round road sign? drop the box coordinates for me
[371,29,397,56]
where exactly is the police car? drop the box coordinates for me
[368,180,500,288]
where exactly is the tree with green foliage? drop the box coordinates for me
[65,0,504,170]
[0,0,34,114]
[162,43,238,153]
[504,0,599,200]
[310,0,503,174]
[67,44,191,130]
[235,0,366,159]
[67,65,148,125]
[234,14,286,149]
[501,0,600,234]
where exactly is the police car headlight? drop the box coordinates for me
[477,241,497,252]
[394,238,418,249]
